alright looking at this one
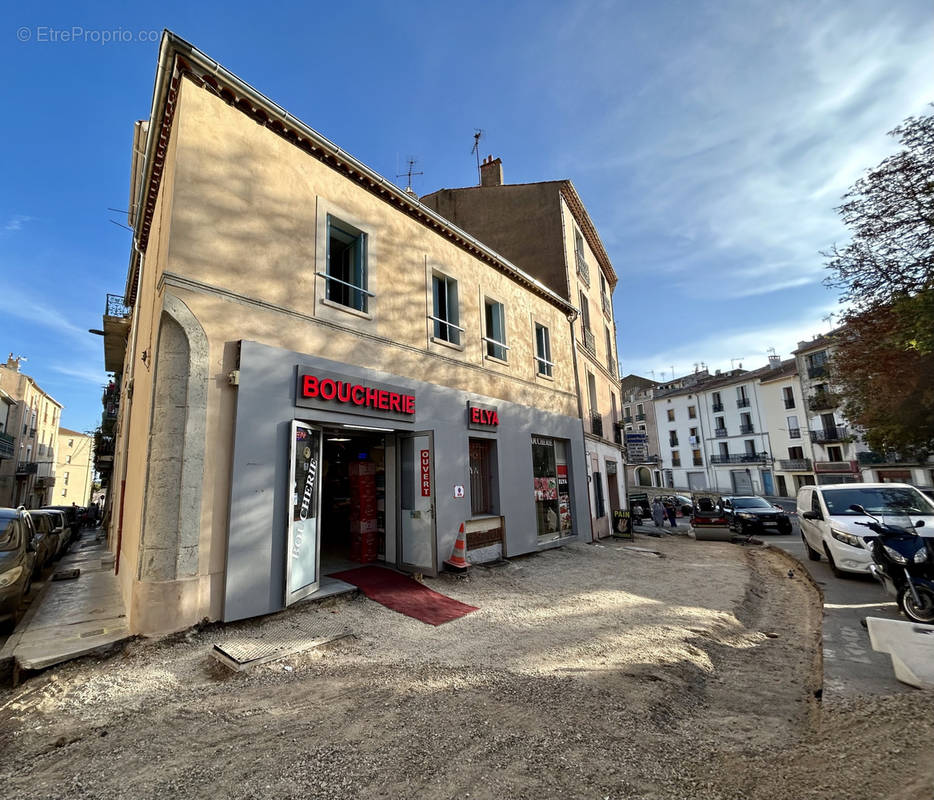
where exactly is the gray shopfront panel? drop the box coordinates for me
[224,339,588,622]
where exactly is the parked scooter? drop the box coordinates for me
[851,503,934,623]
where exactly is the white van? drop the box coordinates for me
[796,482,934,576]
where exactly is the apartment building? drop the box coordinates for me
[103,32,591,634]
[54,428,94,506]
[0,355,62,507]
[758,360,816,496]
[793,335,868,485]
[654,386,711,490]
[422,158,624,537]
[620,374,661,488]
[651,362,781,494]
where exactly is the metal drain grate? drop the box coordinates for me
[212,615,353,671]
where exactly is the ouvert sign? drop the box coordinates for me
[295,367,416,422]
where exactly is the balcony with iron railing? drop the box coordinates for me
[15,461,38,476]
[104,293,132,373]
[739,424,755,434]
[779,458,812,471]
[788,428,801,439]
[714,428,728,438]
[736,397,751,408]
[808,391,840,412]
[710,453,771,465]
[607,356,617,377]
[623,416,633,424]
[810,426,848,444]
[857,451,920,466]
[693,457,704,466]
[106,294,131,318]
[601,293,612,318]
[590,412,604,438]
[581,328,595,355]
[784,398,796,409]
[814,460,860,473]
[0,431,13,458]
[576,250,590,286]
[807,364,827,379]
[634,413,645,421]
[712,402,723,412]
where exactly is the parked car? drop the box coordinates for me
[797,483,934,577]
[722,496,793,535]
[42,509,68,557]
[0,507,37,629]
[24,510,60,572]
[41,505,80,546]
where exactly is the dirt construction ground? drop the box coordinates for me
[1,536,933,799]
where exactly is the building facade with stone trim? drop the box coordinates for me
[422,161,626,538]
[0,356,63,508]
[104,32,594,634]
[54,428,95,507]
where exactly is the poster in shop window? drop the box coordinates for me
[288,422,321,603]
[532,436,572,537]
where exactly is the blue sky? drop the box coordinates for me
[0,1,931,432]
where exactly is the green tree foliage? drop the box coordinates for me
[824,109,934,455]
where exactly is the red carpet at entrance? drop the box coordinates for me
[329,566,479,626]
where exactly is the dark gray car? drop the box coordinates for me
[722,495,793,534]
[26,509,62,570]
[0,508,37,629]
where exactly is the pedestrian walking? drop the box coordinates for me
[664,500,678,529]
[651,497,665,528]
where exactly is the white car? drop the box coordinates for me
[796,482,934,576]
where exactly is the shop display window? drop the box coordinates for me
[531,436,572,538]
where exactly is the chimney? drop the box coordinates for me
[5,354,21,372]
[480,155,503,187]
[768,354,781,369]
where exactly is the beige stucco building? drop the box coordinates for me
[0,356,63,508]
[54,428,94,507]
[104,32,598,634]
[758,361,816,496]
[422,160,626,538]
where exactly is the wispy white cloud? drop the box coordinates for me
[2,214,35,233]
[50,363,109,385]
[621,301,838,381]
[548,0,934,299]
[0,284,98,352]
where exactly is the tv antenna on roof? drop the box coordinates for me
[822,312,835,328]
[731,357,744,370]
[471,129,484,184]
[395,158,423,195]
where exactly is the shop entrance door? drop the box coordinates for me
[398,432,437,576]
[286,421,323,605]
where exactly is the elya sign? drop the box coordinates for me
[467,401,499,430]
[296,367,415,422]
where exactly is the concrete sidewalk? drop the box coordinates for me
[0,527,131,678]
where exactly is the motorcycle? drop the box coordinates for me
[851,503,934,624]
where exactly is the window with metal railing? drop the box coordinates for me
[431,273,461,345]
[535,323,553,377]
[484,299,508,361]
[321,215,371,313]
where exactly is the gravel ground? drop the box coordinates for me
[0,535,932,799]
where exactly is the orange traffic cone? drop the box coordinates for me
[444,523,470,571]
